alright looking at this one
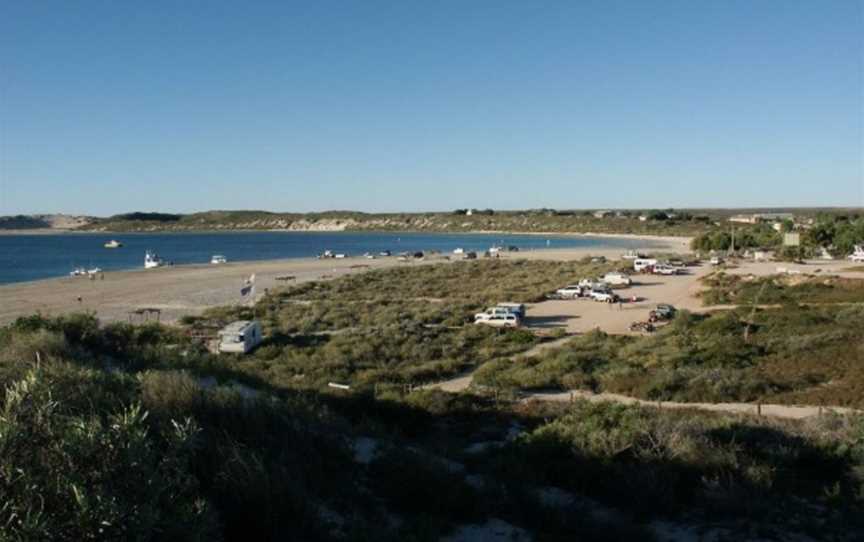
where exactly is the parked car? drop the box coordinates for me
[474,308,521,327]
[653,265,679,276]
[710,256,723,265]
[633,258,658,272]
[603,272,632,286]
[496,302,526,319]
[579,278,609,291]
[649,304,677,322]
[590,290,619,303]
[556,285,585,298]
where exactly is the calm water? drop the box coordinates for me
[0,231,658,285]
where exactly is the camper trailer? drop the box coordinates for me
[218,320,263,354]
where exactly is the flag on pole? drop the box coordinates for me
[241,273,256,297]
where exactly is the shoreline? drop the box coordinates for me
[0,226,693,243]
[0,239,691,326]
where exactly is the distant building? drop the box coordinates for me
[466,209,473,216]
[593,210,613,219]
[638,215,648,222]
[729,213,794,225]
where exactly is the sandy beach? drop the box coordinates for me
[0,234,690,325]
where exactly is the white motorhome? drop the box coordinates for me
[218,320,263,354]
[633,258,658,272]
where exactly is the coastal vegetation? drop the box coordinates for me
[0,313,861,540]
[2,207,848,236]
[690,213,864,257]
[183,259,617,390]
[1,253,864,539]
[476,273,864,407]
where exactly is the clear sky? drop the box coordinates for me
[1,0,862,216]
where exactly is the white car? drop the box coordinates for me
[710,256,723,265]
[633,258,658,272]
[590,290,619,303]
[474,310,520,328]
[653,265,679,276]
[556,285,584,298]
[603,272,632,286]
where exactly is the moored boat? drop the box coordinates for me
[145,250,164,269]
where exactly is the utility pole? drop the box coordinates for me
[729,225,735,255]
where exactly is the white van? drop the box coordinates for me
[633,258,658,272]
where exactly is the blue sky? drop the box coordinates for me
[1,0,861,215]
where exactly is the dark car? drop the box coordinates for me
[649,304,677,322]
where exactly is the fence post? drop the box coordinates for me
[757,403,762,416]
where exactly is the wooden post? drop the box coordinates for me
[757,403,762,416]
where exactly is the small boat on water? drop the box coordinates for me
[210,254,228,265]
[104,240,123,248]
[145,250,164,269]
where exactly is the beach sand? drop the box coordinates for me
[0,236,689,325]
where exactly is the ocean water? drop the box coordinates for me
[0,231,659,285]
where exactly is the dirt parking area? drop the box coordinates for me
[523,258,864,336]
[523,265,713,335]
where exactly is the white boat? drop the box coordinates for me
[453,247,465,255]
[210,254,227,265]
[87,267,102,275]
[104,240,122,248]
[145,250,164,269]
